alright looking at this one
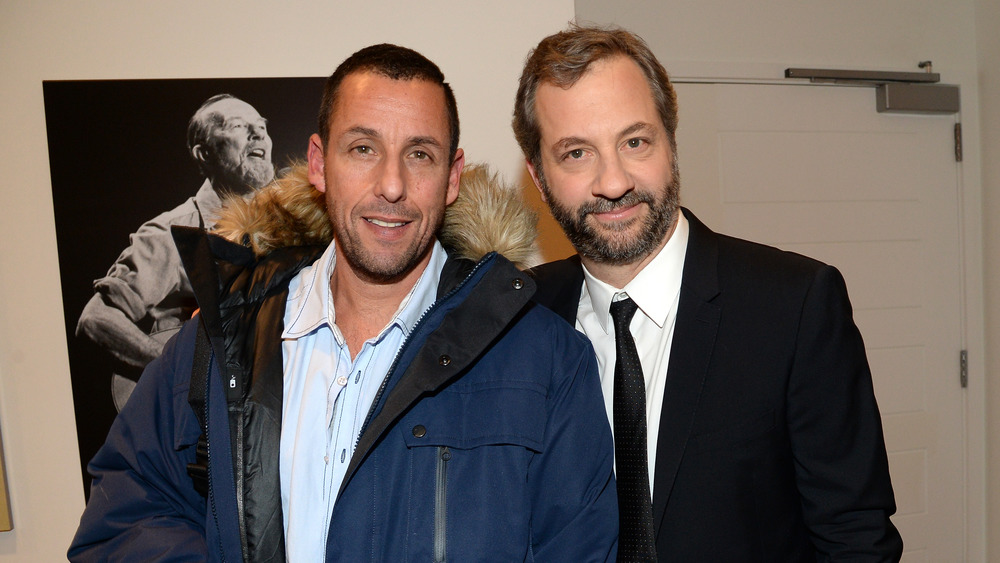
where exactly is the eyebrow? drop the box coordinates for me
[221,116,268,126]
[346,126,380,139]
[620,122,655,138]
[552,136,589,153]
[343,127,443,149]
[409,136,443,149]
[550,122,657,153]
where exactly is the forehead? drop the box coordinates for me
[200,98,263,125]
[329,72,449,137]
[535,56,659,141]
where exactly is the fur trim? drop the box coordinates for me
[212,162,331,256]
[439,164,539,268]
[213,162,539,268]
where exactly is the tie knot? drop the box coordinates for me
[609,297,639,335]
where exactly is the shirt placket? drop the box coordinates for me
[324,345,353,509]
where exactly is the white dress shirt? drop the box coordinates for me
[576,212,689,496]
[278,240,445,561]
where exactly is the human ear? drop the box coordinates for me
[307,134,327,193]
[525,159,547,203]
[445,148,465,206]
[192,144,208,165]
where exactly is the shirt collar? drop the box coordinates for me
[393,240,446,334]
[581,211,689,334]
[192,179,225,226]
[282,240,446,341]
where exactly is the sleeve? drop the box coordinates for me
[93,215,190,323]
[786,265,904,561]
[68,322,209,562]
[528,332,618,562]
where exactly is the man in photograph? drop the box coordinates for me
[69,44,617,561]
[76,94,274,409]
[516,25,903,561]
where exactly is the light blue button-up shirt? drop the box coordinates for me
[279,240,445,561]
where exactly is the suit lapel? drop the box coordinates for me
[651,209,722,534]
[530,212,722,536]
[529,255,584,324]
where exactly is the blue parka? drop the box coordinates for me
[69,172,618,561]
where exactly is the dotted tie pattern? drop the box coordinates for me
[610,297,657,562]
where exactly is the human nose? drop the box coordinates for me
[593,154,634,200]
[248,122,266,140]
[374,157,405,203]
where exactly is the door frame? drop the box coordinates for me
[665,67,987,561]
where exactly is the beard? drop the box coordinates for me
[332,202,443,285]
[211,151,275,194]
[540,164,680,266]
[237,157,275,190]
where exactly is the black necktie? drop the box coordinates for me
[610,297,657,562]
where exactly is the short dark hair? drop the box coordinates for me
[513,25,678,170]
[186,93,237,153]
[318,44,460,160]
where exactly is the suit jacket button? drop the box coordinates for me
[512,278,524,290]
[439,355,451,366]
[412,425,427,438]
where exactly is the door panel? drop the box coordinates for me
[675,82,964,561]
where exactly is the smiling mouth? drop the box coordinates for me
[366,218,408,228]
[591,202,641,221]
[247,148,266,158]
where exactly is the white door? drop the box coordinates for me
[674,82,965,562]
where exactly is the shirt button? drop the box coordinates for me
[336,375,348,387]
[412,425,427,438]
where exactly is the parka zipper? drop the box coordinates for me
[434,446,451,562]
[203,352,228,562]
[355,254,494,446]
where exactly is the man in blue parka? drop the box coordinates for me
[69,44,618,562]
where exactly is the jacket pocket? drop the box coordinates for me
[399,383,546,560]
[434,446,451,563]
[399,381,547,451]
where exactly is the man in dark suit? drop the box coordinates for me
[513,25,903,561]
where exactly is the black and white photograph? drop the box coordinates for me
[43,77,325,493]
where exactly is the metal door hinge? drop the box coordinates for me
[955,123,963,162]
[960,350,968,388]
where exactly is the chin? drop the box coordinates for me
[242,164,275,190]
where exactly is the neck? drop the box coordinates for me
[580,215,677,290]
[209,177,251,198]
[330,243,434,357]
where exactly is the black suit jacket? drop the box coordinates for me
[531,209,903,562]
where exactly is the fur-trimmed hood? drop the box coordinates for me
[213,162,539,268]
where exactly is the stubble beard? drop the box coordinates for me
[541,165,680,266]
[333,203,444,285]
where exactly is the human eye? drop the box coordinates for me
[351,145,375,156]
[227,120,247,131]
[412,150,430,160]
[624,137,647,150]
[563,148,585,161]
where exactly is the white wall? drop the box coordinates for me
[575,0,992,559]
[0,2,575,560]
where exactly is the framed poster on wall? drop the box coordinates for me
[43,77,325,496]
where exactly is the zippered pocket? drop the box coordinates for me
[434,446,451,563]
